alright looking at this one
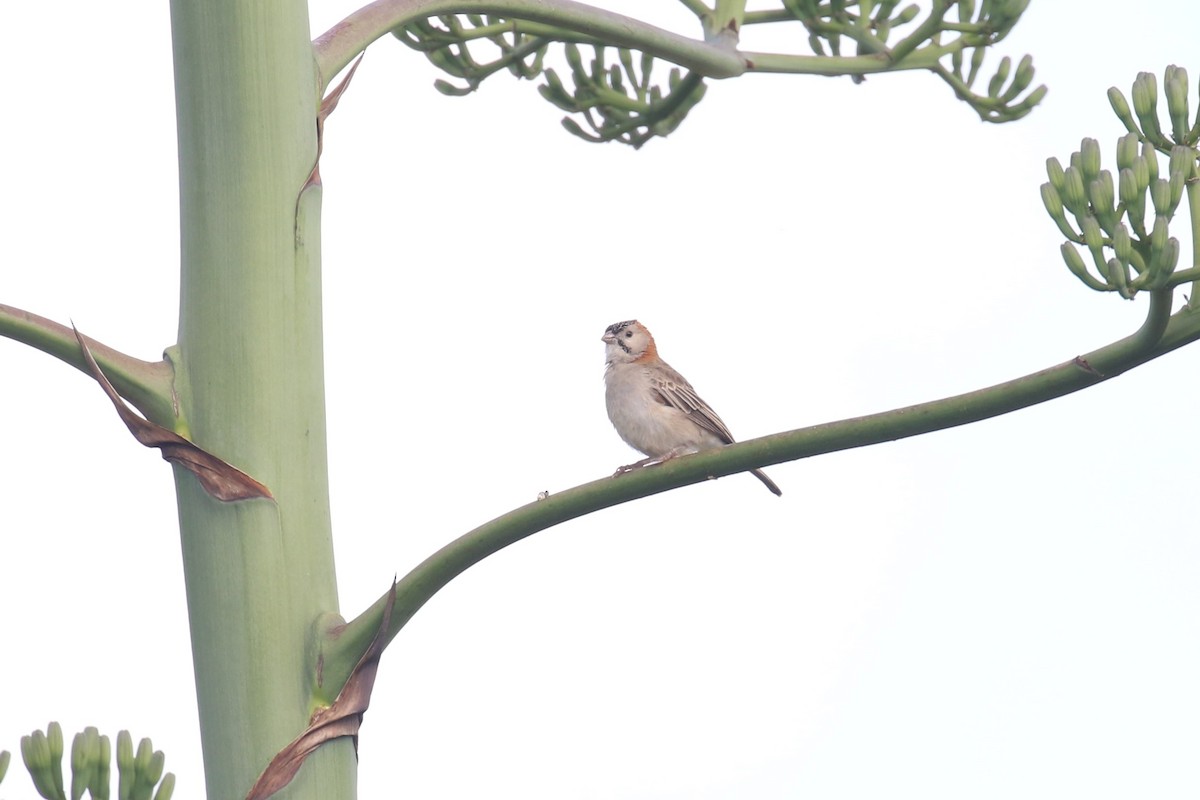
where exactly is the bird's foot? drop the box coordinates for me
[612,455,663,477]
[613,451,686,478]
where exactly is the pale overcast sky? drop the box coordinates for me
[4,2,1199,798]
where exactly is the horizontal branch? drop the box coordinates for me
[0,304,178,429]
[741,44,945,75]
[320,291,1200,690]
[312,0,747,92]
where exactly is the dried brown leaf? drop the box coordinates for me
[245,580,397,800]
[303,52,365,193]
[73,326,273,502]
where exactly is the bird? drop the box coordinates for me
[601,319,781,496]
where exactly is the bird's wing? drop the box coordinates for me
[648,363,736,445]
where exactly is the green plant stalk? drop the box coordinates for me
[711,0,746,35]
[167,0,351,797]
[320,291,1198,689]
[1188,177,1200,302]
[678,0,711,21]
[744,44,947,74]
[887,0,950,63]
[0,305,176,428]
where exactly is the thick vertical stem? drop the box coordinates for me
[710,0,746,41]
[167,1,352,798]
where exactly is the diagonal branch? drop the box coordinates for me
[0,304,178,428]
[318,291,1200,691]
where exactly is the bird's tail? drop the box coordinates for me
[751,468,782,497]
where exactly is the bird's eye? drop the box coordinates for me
[624,331,633,338]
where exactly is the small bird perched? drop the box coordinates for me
[601,319,781,496]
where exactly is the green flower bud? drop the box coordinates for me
[153,773,176,800]
[1142,142,1160,182]
[1001,54,1035,103]
[47,724,63,763]
[145,751,166,788]
[21,733,57,800]
[1132,71,1157,118]
[1116,133,1140,171]
[432,79,472,97]
[1108,87,1139,133]
[1133,156,1151,192]
[1041,183,1078,238]
[1146,219,1176,287]
[71,732,94,800]
[46,724,66,800]
[92,736,111,800]
[967,46,986,87]
[1150,179,1171,215]
[1112,223,1133,265]
[1046,157,1066,191]
[617,48,635,80]
[21,734,49,773]
[1164,237,1181,274]
[1079,138,1102,181]
[1168,169,1186,215]
[1108,256,1133,298]
[1062,166,1088,216]
[538,70,576,112]
[134,739,158,789]
[426,48,465,79]
[988,0,1030,36]
[640,50,654,82]
[1165,65,1189,143]
[560,117,592,141]
[1118,168,1139,205]
[1080,214,1105,254]
[609,64,627,94]
[1061,243,1103,288]
[117,731,134,800]
[1168,145,1196,183]
[958,0,976,22]
[1015,84,1048,114]
[589,45,606,75]
[1150,215,1169,254]
[1124,188,1148,240]
[1040,182,1064,217]
[1127,248,1148,278]
[896,4,920,24]
[1089,172,1118,234]
[564,42,584,75]
[1134,72,1169,146]
[987,57,1012,99]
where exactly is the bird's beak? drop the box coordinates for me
[601,331,615,344]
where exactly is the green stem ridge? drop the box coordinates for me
[711,0,746,36]
[312,0,748,91]
[318,294,1200,692]
[0,304,177,428]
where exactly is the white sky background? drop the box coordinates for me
[3,1,1199,798]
